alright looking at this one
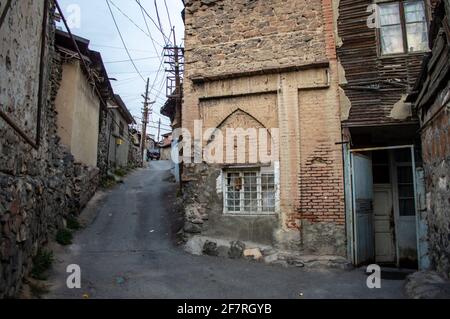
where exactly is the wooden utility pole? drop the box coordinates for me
[173,28,183,192]
[140,78,153,163]
[157,119,161,144]
[173,28,182,127]
[164,27,184,190]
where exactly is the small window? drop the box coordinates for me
[404,0,429,52]
[224,170,276,214]
[380,3,404,54]
[379,1,429,55]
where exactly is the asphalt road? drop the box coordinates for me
[45,161,406,299]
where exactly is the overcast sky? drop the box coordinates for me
[58,0,185,138]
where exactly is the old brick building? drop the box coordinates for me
[182,0,346,255]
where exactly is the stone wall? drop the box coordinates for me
[0,1,98,297]
[182,0,345,255]
[414,0,450,279]
[421,102,450,279]
[128,143,143,169]
[97,105,110,177]
[184,0,327,78]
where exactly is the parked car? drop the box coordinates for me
[147,148,160,161]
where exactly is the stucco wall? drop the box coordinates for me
[55,61,100,167]
[106,108,130,169]
[0,0,44,139]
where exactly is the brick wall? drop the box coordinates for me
[183,0,345,255]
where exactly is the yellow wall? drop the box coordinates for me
[55,61,100,167]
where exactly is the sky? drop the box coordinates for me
[58,0,185,138]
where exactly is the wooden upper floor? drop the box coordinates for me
[337,0,439,127]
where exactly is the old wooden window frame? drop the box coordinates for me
[0,0,49,149]
[377,0,430,56]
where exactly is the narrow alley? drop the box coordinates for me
[1,0,450,304]
[45,161,405,299]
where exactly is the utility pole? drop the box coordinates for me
[140,78,155,164]
[173,28,182,128]
[157,119,161,144]
[164,27,184,191]
[172,28,183,192]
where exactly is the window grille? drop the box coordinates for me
[224,170,276,215]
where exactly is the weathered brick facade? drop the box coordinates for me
[182,0,345,255]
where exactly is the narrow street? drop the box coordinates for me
[45,161,405,299]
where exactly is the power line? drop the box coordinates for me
[106,0,171,105]
[90,43,155,53]
[163,0,173,31]
[105,0,146,83]
[104,56,161,64]
[138,0,163,64]
[135,0,171,45]
[108,70,160,75]
[108,0,165,48]
[154,0,165,42]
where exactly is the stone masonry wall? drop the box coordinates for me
[128,144,143,169]
[184,0,327,78]
[0,1,98,297]
[421,102,450,279]
[97,105,109,177]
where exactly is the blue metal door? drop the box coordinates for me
[351,153,375,265]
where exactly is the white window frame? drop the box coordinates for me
[223,168,277,216]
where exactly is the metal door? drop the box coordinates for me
[351,153,375,265]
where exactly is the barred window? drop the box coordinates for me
[224,170,276,215]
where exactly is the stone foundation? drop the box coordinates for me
[182,163,346,256]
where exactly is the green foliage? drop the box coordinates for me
[56,228,73,246]
[31,249,53,280]
[66,215,81,230]
[100,175,116,189]
[114,167,129,177]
